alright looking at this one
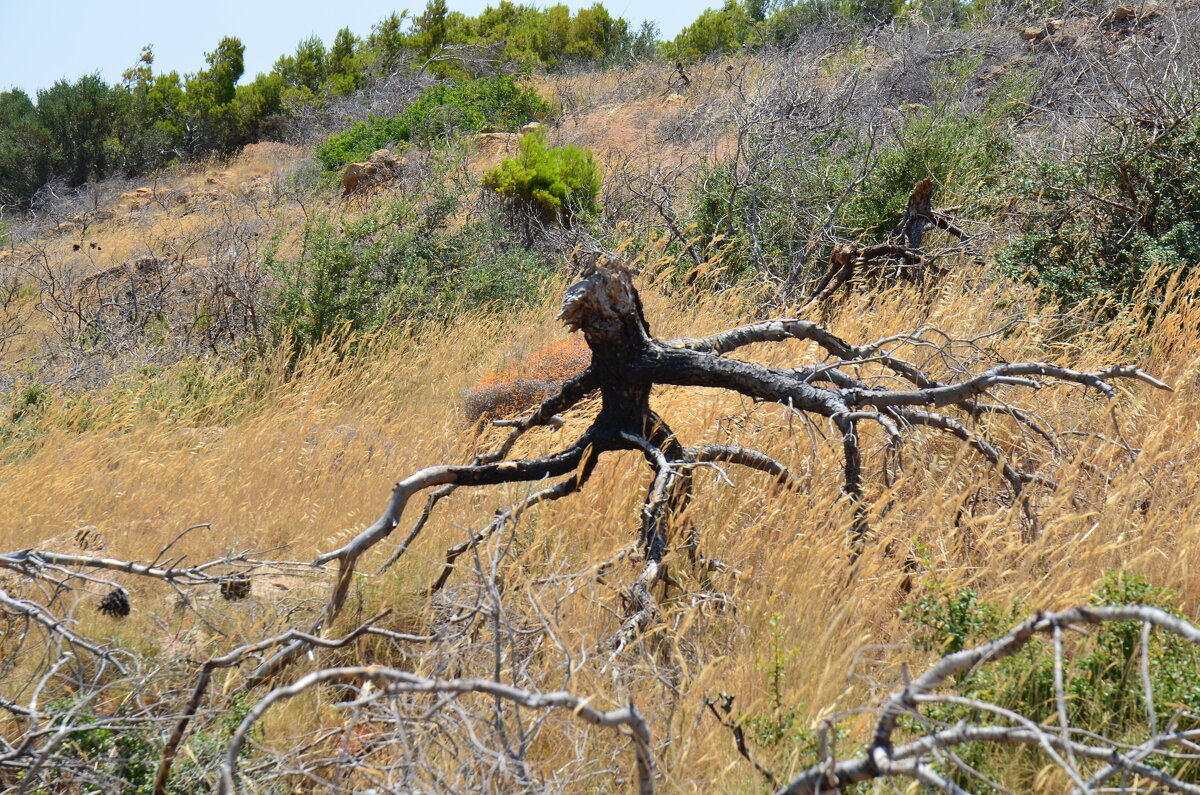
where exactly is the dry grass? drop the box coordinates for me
[3,254,1198,789]
[5,39,1200,789]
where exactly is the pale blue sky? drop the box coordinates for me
[0,0,705,96]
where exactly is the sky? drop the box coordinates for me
[0,0,705,96]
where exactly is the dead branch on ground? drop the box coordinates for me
[308,261,1168,667]
[779,606,1200,794]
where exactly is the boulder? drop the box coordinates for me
[368,148,404,171]
[473,132,521,157]
[342,149,405,197]
[342,161,380,197]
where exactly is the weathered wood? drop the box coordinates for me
[802,178,962,307]
[265,259,1168,681]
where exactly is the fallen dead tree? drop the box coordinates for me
[298,259,1169,667]
[0,534,317,792]
[219,667,654,795]
[802,177,974,308]
[0,263,1184,793]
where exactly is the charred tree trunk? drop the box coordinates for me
[803,178,973,307]
[247,261,1169,682]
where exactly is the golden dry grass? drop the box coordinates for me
[3,253,1199,790]
[4,51,1200,789]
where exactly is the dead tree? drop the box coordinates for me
[298,261,1169,662]
[0,533,314,792]
[803,178,974,307]
[219,667,654,795]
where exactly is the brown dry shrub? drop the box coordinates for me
[460,336,589,420]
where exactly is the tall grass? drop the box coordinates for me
[3,257,1199,788]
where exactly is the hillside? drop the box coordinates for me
[4,2,1200,792]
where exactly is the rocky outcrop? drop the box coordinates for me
[341,149,405,197]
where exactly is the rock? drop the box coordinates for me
[342,161,380,197]
[473,132,521,157]
[367,148,404,174]
[978,64,1009,83]
[241,177,272,197]
[1019,26,1046,41]
[153,189,188,207]
[521,121,542,134]
[341,150,405,197]
[1100,3,1159,28]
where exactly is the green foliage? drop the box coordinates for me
[729,614,871,793]
[267,167,552,356]
[998,107,1200,314]
[315,75,548,170]
[482,128,601,223]
[686,61,1027,284]
[902,571,1200,785]
[762,0,845,45]
[275,36,329,95]
[413,0,451,60]
[42,698,158,794]
[446,2,634,71]
[0,89,51,201]
[664,1,758,62]
[743,614,807,747]
[10,382,49,424]
[30,691,265,795]
[0,1,640,203]
[35,74,126,187]
[182,37,247,153]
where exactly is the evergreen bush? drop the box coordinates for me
[482,128,601,224]
[315,75,547,170]
[998,111,1200,314]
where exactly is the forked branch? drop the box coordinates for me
[308,262,1168,663]
[779,606,1200,794]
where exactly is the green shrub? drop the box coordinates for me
[267,168,552,357]
[663,1,758,62]
[482,128,601,223]
[315,75,547,169]
[998,109,1200,314]
[684,61,1028,285]
[902,571,1200,786]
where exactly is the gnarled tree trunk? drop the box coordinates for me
[251,261,1169,681]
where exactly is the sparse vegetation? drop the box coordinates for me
[1000,106,1200,312]
[5,1,1200,792]
[314,75,548,169]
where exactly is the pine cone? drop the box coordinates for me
[97,588,130,618]
[219,574,252,601]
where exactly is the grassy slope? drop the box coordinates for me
[3,47,1200,793]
